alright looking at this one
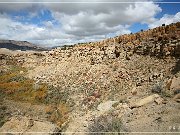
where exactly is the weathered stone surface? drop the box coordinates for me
[170,77,180,92]
[166,79,172,90]
[173,93,180,102]
[97,101,118,112]
[154,96,164,105]
[0,117,59,135]
[131,87,137,96]
[130,94,160,108]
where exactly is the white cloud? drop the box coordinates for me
[125,1,161,23]
[0,0,166,47]
[0,13,73,46]
[51,1,161,38]
[148,12,180,28]
[54,12,131,37]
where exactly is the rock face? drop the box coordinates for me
[65,22,180,59]
[0,116,59,135]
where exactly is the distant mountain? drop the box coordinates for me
[0,40,47,51]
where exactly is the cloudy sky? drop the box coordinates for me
[0,0,179,47]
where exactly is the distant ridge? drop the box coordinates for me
[0,40,47,51]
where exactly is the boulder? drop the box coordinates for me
[97,101,118,112]
[154,96,164,105]
[19,71,24,74]
[130,94,160,108]
[173,93,180,102]
[174,89,180,95]
[0,117,59,135]
[166,79,172,90]
[131,87,137,96]
[170,77,180,92]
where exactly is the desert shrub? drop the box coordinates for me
[9,65,26,72]
[0,65,26,83]
[8,75,27,82]
[45,85,71,104]
[0,65,69,127]
[88,114,127,135]
[34,84,47,102]
[0,65,48,103]
[151,82,174,98]
[0,73,17,83]
[151,82,163,93]
[46,104,69,127]
[0,103,10,128]
[45,105,55,114]
[161,90,172,98]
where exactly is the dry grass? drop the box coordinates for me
[45,104,69,127]
[0,65,69,127]
[0,65,47,103]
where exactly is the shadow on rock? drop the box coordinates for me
[171,59,180,74]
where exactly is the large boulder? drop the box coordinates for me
[130,94,162,108]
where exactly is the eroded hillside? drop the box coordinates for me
[0,22,180,134]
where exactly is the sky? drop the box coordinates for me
[0,0,179,47]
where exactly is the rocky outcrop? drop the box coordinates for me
[42,22,179,67]
[0,116,60,135]
[130,94,163,108]
[73,22,180,58]
[110,23,179,57]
